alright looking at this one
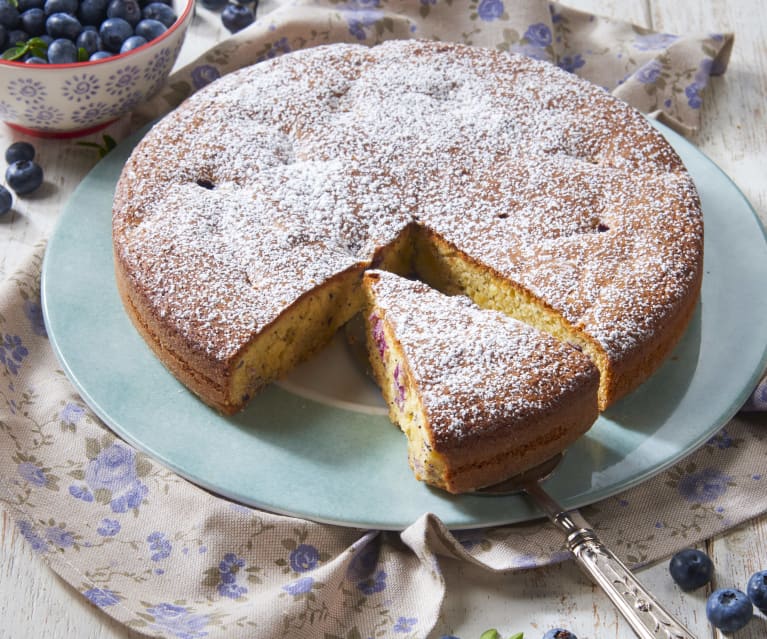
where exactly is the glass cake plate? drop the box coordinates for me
[42,122,767,530]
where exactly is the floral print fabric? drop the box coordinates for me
[134,0,733,136]
[0,2,755,638]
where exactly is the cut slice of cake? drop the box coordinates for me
[362,270,600,494]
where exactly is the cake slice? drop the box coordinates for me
[362,270,600,494]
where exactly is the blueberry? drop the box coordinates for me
[45,11,81,39]
[200,0,227,9]
[89,49,112,59]
[5,28,28,46]
[140,2,174,27]
[0,24,6,49]
[747,570,767,613]
[0,185,12,217]
[542,630,577,639]
[6,160,44,195]
[119,33,144,52]
[75,24,100,53]
[78,0,108,25]
[668,548,714,591]
[3,141,33,165]
[706,588,753,633]
[0,0,20,30]
[44,0,79,15]
[18,0,44,11]
[47,36,78,62]
[106,0,141,27]
[134,17,164,40]
[221,3,253,33]
[20,7,46,35]
[25,54,48,62]
[98,16,132,52]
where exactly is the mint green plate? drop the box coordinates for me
[42,122,767,530]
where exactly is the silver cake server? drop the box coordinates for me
[477,454,697,639]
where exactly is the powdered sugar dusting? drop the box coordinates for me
[367,271,598,444]
[113,39,702,370]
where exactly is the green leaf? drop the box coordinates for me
[509,633,525,639]
[480,630,501,639]
[77,47,89,62]
[2,46,27,61]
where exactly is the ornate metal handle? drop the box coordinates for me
[525,483,697,639]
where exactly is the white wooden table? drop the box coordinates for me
[2,1,766,637]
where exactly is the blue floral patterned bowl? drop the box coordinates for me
[0,0,194,138]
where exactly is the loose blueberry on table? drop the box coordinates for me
[747,569,767,613]
[5,141,35,164]
[668,548,714,591]
[706,588,753,633]
[6,159,43,194]
[0,0,177,63]
[542,630,576,639]
[220,2,254,33]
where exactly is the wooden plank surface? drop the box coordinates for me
[2,1,766,637]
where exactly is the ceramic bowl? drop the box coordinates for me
[0,0,194,138]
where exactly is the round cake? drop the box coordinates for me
[112,40,703,424]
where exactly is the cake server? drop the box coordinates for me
[478,455,697,639]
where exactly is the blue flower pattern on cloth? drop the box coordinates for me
[216,553,248,599]
[16,521,49,554]
[633,32,679,51]
[289,543,319,572]
[477,0,503,21]
[357,569,387,594]
[69,484,94,502]
[190,65,221,90]
[17,461,46,486]
[394,616,418,633]
[282,576,314,595]
[23,300,47,337]
[0,334,28,375]
[524,22,552,47]
[97,518,121,536]
[45,525,75,549]
[82,442,149,513]
[60,402,85,426]
[146,603,211,639]
[84,587,121,607]
[148,532,173,561]
[678,468,733,503]
[635,59,664,84]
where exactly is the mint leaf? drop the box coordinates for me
[76,134,119,159]
[77,47,89,62]
[480,631,501,639]
[2,45,27,61]
[509,633,525,639]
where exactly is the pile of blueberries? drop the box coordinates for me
[670,548,767,633]
[0,0,177,63]
[0,141,44,216]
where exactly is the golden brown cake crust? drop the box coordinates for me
[113,39,703,416]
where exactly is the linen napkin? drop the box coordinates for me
[0,2,755,638]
